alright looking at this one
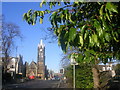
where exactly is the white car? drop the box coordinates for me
[51,78,55,80]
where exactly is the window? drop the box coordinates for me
[10,65,14,68]
[102,67,105,71]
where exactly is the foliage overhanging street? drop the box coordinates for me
[23,1,120,88]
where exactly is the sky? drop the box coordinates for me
[2,2,64,73]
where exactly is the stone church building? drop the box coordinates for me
[25,40,47,80]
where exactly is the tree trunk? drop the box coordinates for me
[92,65,100,89]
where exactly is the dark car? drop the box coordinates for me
[55,77,60,80]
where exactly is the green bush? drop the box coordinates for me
[64,63,93,88]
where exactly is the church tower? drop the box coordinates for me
[37,39,45,79]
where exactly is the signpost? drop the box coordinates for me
[60,68,64,74]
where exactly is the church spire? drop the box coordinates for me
[40,39,43,45]
[38,39,45,48]
[37,39,45,79]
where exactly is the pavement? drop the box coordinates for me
[58,80,69,88]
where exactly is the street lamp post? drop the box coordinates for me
[73,64,75,88]
[70,55,78,89]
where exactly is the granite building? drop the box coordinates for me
[25,40,46,80]
[37,40,45,79]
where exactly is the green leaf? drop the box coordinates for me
[113,32,119,42]
[81,25,86,34]
[46,10,51,13]
[76,54,84,63]
[94,20,103,37]
[84,31,89,40]
[64,31,69,40]
[69,14,75,24]
[79,36,83,46]
[40,18,43,24]
[23,13,27,20]
[74,1,79,4]
[106,2,118,13]
[41,11,45,16]
[89,36,92,46]
[92,34,98,43]
[50,3,53,9]
[102,19,110,31]
[32,13,37,24]
[58,8,63,12]
[58,37,61,46]
[40,11,43,16]
[57,17,61,23]
[59,30,68,53]
[28,9,32,14]
[60,41,67,53]
[84,51,90,62]
[65,9,69,20]
[58,2,61,6]
[40,0,46,7]
[69,28,76,41]
[64,2,67,5]
[105,8,111,22]
[40,2,43,7]
[89,50,96,55]
[105,33,110,42]
[99,5,104,16]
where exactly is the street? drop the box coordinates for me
[2,79,61,89]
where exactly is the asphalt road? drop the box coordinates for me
[2,79,60,89]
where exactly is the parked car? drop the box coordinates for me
[29,75,35,79]
[51,77,55,80]
[51,77,60,81]
[55,77,60,81]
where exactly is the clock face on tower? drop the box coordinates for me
[40,49,42,51]
[38,40,45,64]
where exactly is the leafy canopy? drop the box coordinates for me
[23,2,120,64]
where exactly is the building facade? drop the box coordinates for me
[26,40,46,80]
[37,40,45,79]
[4,40,47,80]
[98,63,116,77]
[6,55,24,77]
[28,61,37,77]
